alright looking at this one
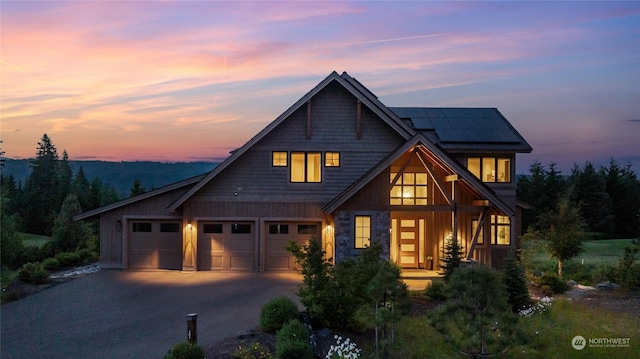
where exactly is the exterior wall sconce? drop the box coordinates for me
[326,225,333,235]
[116,220,122,232]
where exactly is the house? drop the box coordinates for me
[75,71,532,273]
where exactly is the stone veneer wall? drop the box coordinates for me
[334,210,390,262]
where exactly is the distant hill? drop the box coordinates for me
[1,159,218,198]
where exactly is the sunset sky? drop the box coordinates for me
[1,1,638,174]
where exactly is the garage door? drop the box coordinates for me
[129,221,183,269]
[198,222,254,271]
[266,222,319,271]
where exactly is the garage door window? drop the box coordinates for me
[298,224,317,234]
[203,223,223,233]
[160,223,180,232]
[132,222,152,232]
[232,224,251,234]
[269,224,289,234]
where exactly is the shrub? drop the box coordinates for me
[260,296,299,332]
[41,257,61,271]
[539,273,569,294]
[55,252,83,267]
[165,342,205,359]
[424,280,447,300]
[17,263,49,284]
[615,245,640,291]
[275,319,313,359]
[233,341,273,359]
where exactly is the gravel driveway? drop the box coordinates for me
[1,270,302,359]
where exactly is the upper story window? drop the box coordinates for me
[491,215,510,245]
[291,152,321,183]
[390,172,428,205]
[272,152,287,167]
[467,157,511,183]
[354,215,371,248]
[325,152,340,167]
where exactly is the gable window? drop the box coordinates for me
[272,152,287,167]
[291,152,321,183]
[354,215,371,248]
[390,172,428,205]
[467,157,511,183]
[491,215,510,245]
[325,152,340,167]
[471,220,484,245]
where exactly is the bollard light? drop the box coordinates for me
[186,313,197,344]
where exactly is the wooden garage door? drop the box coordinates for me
[266,222,319,271]
[197,222,254,271]
[129,221,182,269]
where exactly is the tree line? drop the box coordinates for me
[517,159,640,239]
[1,134,139,268]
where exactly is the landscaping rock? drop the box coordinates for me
[596,281,620,290]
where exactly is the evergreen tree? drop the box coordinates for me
[72,166,92,211]
[428,265,521,357]
[1,175,23,268]
[501,257,531,312]
[52,193,94,253]
[22,134,61,235]
[517,161,567,232]
[605,160,640,238]
[440,233,464,282]
[58,150,73,201]
[130,178,146,197]
[569,161,613,235]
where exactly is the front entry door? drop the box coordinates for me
[398,219,419,269]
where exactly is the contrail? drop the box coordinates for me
[292,33,448,51]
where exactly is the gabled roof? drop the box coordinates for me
[322,133,515,216]
[74,174,206,221]
[167,71,416,212]
[389,107,532,153]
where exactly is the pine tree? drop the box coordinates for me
[440,233,464,281]
[22,134,61,235]
[569,162,613,235]
[501,257,531,312]
[130,178,146,197]
[52,193,94,252]
[605,160,640,238]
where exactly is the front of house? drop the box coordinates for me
[76,72,532,273]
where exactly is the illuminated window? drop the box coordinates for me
[390,172,428,205]
[467,157,511,183]
[471,220,484,245]
[291,152,321,182]
[269,224,289,234]
[325,152,340,167]
[354,216,371,248]
[272,152,287,167]
[491,215,510,245]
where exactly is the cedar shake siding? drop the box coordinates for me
[76,71,532,273]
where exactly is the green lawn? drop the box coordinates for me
[19,232,52,247]
[522,238,636,283]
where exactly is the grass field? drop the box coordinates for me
[521,238,636,283]
[19,232,51,247]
